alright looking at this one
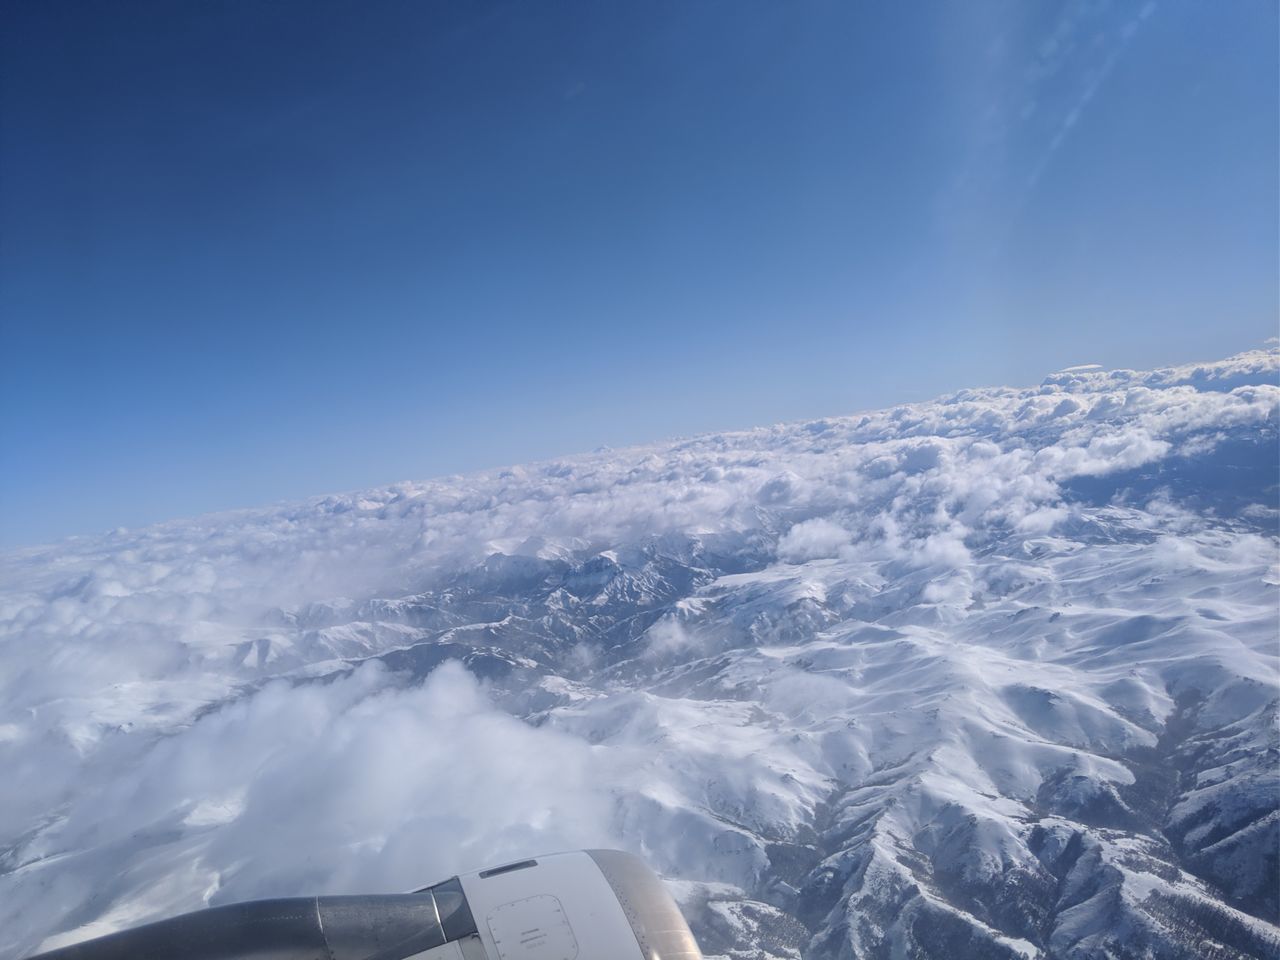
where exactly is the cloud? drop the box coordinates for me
[3,662,618,954]
[777,519,851,563]
[1023,1,1159,191]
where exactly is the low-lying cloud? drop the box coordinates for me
[5,663,617,953]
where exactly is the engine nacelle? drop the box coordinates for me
[29,849,703,960]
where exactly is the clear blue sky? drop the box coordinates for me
[2,0,1276,547]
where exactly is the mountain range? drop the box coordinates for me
[2,348,1277,959]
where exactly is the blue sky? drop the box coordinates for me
[1,0,1276,547]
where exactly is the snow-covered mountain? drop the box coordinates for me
[1,348,1277,959]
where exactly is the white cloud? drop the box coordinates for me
[3,662,618,953]
[777,519,851,563]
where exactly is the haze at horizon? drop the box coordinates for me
[2,0,1276,547]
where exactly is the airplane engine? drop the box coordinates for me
[28,849,703,960]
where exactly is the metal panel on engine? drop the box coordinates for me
[485,894,578,960]
[458,852,644,960]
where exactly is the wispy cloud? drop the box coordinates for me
[1025,1,1160,191]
